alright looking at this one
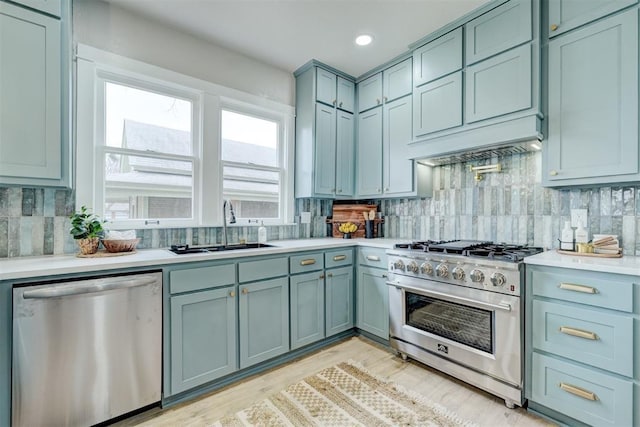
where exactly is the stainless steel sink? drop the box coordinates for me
[169,243,273,254]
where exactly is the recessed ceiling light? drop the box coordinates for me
[355,34,373,46]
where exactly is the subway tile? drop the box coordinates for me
[22,188,35,216]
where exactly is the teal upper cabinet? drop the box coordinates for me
[413,27,462,86]
[356,108,383,197]
[382,58,412,103]
[414,72,463,137]
[383,95,414,195]
[11,0,61,17]
[0,0,69,187]
[465,44,532,123]
[465,0,532,65]
[294,62,356,198]
[358,73,383,112]
[543,9,639,186]
[548,0,638,37]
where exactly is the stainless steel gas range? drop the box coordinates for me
[386,240,543,409]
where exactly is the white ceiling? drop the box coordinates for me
[104,0,489,77]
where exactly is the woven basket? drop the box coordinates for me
[101,238,140,253]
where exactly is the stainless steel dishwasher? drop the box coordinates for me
[12,271,162,426]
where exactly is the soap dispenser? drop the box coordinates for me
[258,221,267,244]
[575,223,588,244]
[560,221,574,250]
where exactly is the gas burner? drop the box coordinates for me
[464,244,544,262]
[395,240,447,251]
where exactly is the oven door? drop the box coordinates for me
[388,276,521,387]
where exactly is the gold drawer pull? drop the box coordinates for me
[366,255,380,262]
[559,382,598,401]
[333,255,347,261]
[300,259,316,266]
[559,326,598,341]
[229,290,236,298]
[550,24,559,32]
[558,282,598,294]
[241,288,248,295]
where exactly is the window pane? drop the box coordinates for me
[228,200,279,219]
[221,110,278,167]
[105,82,192,155]
[104,153,193,221]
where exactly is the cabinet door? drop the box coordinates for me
[548,0,637,37]
[413,27,462,86]
[358,73,383,112]
[337,76,355,113]
[316,67,337,107]
[383,95,413,195]
[170,287,237,394]
[465,44,531,124]
[239,277,289,369]
[0,2,61,182]
[335,111,355,196]
[313,103,337,196]
[545,10,638,184]
[357,266,389,339]
[356,107,383,197]
[11,0,62,17]
[326,266,354,336]
[290,272,325,349]
[383,58,412,103]
[465,0,531,65]
[414,72,462,138]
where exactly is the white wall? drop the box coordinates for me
[72,0,295,106]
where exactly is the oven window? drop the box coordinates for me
[405,292,493,353]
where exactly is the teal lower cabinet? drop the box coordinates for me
[239,277,290,369]
[525,265,639,426]
[290,271,325,349]
[169,286,237,395]
[325,265,354,336]
[356,247,389,340]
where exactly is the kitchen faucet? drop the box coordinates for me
[222,199,236,247]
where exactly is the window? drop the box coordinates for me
[221,109,283,222]
[75,45,295,230]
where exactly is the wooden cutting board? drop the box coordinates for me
[331,204,377,238]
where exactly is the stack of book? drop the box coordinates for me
[592,234,621,255]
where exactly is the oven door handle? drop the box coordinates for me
[386,281,512,312]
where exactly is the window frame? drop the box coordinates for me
[75,44,295,230]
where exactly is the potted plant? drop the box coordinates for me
[69,206,105,255]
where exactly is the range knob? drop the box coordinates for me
[407,261,419,273]
[490,272,507,287]
[436,263,449,278]
[393,260,405,271]
[420,262,434,276]
[470,269,485,283]
[452,267,465,281]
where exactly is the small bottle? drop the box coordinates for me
[258,221,267,244]
[575,224,588,244]
[561,221,574,250]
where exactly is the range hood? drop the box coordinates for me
[409,114,543,166]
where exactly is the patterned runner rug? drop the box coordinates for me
[212,360,477,426]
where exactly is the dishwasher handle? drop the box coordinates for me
[22,275,159,299]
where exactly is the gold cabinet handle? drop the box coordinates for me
[559,282,598,294]
[376,98,381,105]
[549,170,558,176]
[376,188,381,193]
[559,382,598,401]
[366,255,380,262]
[229,290,236,298]
[332,99,337,106]
[339,101,343,107]
[241,288,248,295]
[550,24,559,31]
[559,326,598,340]
[328,273,333,278]
[333,255,347,261]
[382,274,388,278]
[384,187,389,191]
[300,259,316,266]
[383,96,388,102]
[319,274,325,279]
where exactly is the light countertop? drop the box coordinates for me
[525,250,640,276]
[0,238,408,282]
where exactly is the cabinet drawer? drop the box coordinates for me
[170,263,235,294]
[290,252,324,274]
[531,267,634,312]
[413,27,462,86]
[531,353,633,427]
[465,0,531,65]
[325,249,353,269]
[238,257,288,283]
[357,247,388,268]
[532,300,633,376]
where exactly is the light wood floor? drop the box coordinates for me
[116,336,554,426]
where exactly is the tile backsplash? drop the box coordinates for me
[1,152,639,258]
